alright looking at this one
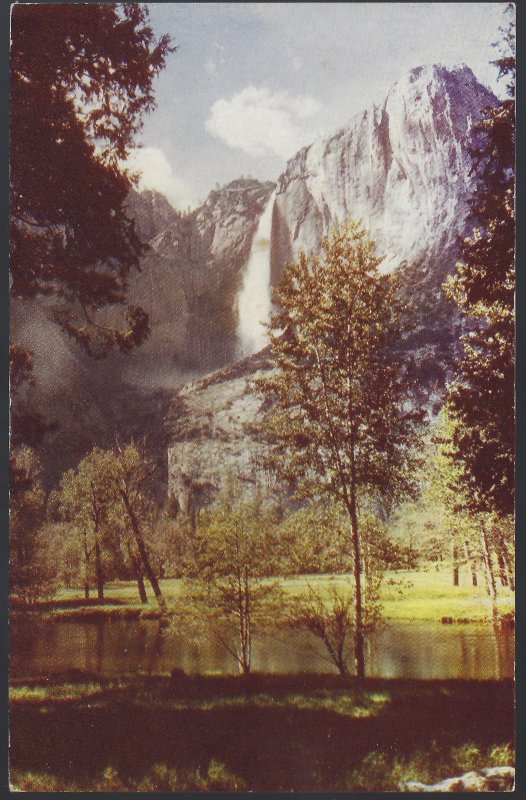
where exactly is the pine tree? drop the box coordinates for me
[259,219,424,677]
[444,4,515,516]
[10,4,174,357]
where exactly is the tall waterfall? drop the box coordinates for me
[237,190,276,356]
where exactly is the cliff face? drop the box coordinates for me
[145,178,275,373]
[11,64,498,499]
[271,65,494,284]
[125,189,180,243]
[166,65,496,509]
[166,349,273,516]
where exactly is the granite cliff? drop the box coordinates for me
[11,64,496,498]
[166,65,496,509]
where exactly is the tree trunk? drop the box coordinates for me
[83,532,90,601]
[95,538,104,601]
[480,526,499,622]
[463,540,477,587]
[121,495,167,613]
[349,498,365,679]
[126,542,148,604]
[452,544,459,586]
[137,574,148,604]
[496,550,508,587]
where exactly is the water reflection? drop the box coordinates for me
[10,618,514,680]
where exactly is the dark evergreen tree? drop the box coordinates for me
[10,4,174,357]
[444,4,515,516]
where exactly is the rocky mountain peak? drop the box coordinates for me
[271,64,496,283]
[126,188,180,243]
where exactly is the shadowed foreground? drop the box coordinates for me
[9,673,514,791]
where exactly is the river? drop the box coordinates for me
[10,618,514,680]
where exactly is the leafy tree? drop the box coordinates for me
[9,447,51,603]
[59,448,116,600]
[259,219,424,677]
[181,486,282,675]
[9,344,56,448]
[56,443,167,607]
[276,499,349,575]
[443,4,515,517]
[107,443,167,612]
[10,3,173,357]
[428,408,513,620]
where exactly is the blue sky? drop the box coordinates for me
[129,3,510,209]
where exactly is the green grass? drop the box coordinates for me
[22,566,514,623]
[277,567,514,622]
[9,672,514,791]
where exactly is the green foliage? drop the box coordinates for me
[346,741,514,792]
[276,499,349,574]
[53,443,166,607]
[179,484,283,673]
[9,446,53,603]
[444,6,515,516]
[260,218,424,508]
[10,4,173,356]
[11,760,246,793]
[259,218,425,676]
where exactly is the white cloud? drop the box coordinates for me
[125,147,196,211]
[205,86,321,159]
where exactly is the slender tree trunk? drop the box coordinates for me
[236,569,251,675]
[83,533,90,601]
[94,538,104,601]
[480,527,499,622]
[244,570,251,675]
[496,550,508,587]
[463,540,477,587]
[500,537,515,591]
[121,495,167,613]
[452,543,459,586]
[126,542,148,604]
[507,560,515,592]
[349,496,365,679]
[137,574,148,604]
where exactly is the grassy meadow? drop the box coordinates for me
[25,566,514,623]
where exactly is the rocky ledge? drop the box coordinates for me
[401,765,515,792]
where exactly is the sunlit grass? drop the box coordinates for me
[345,741,515,791]
[10,759,247,792]
[9,682,107,703]
[45,565,514,623]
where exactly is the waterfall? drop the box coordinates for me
[237,190,276,356]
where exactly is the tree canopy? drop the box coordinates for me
[10,3,174,357]
[259,219,424,676]
[443,7,515,517]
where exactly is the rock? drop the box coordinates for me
[166,349,274,513]
[401,766,515,792]
[271,65,495,285]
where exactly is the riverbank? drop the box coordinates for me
[9,672,514,791]
[13,567,514,623]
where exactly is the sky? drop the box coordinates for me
[129,3,511,210]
